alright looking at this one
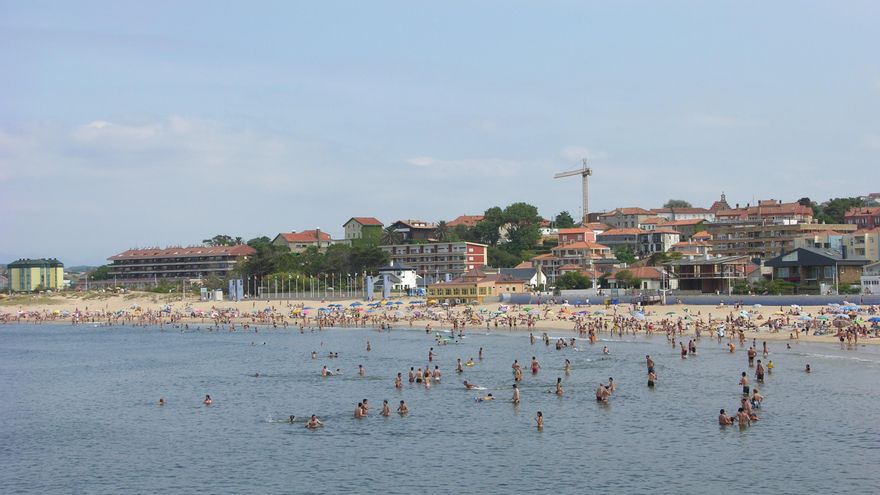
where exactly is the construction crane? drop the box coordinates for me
[554,159,592,224]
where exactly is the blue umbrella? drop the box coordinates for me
[350,302,362,307]
[395,301,403,305]
[868,317,880,323]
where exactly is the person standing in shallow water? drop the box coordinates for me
[647,370,657,388]
[740,372,750,396]
[535,411,543,429]
[512,384,520,404]
[755,360,765,383]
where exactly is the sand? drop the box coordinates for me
[1,291,876,346]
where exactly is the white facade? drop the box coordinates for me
[861,261,880,295]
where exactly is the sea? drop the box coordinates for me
[2,323,879,494]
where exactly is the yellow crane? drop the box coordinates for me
[553,158,592,224]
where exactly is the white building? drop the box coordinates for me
[861,261,880,295]
[377,262,422,293]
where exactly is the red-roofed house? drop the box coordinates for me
[531,242,613,285]
[447,215,484,228]
[596,228,642,252]
[558,228,596,245]
[343,217,384,247]
[637,229,681,255]
[715,200,813,224]
[272,229,334,253]
[845,207,880,229]
[709,193,732,212]
[598,208,654,229]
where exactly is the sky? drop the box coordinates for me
[1,1,879,265]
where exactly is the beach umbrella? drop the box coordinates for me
[395,301,403,305]
[384,301,394,306]
[665,312,676,316]
[350,302,362,307]
[799,315,813,321]
[868,317,880,323]
[833,319,851,328]
[817,315,830,320]
[834,313,850,319]
[773,311,785,315]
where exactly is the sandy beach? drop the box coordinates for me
[2,291,876,346]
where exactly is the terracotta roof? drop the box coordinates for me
[716,201,812,219]
[447,215,484,227]
[650,207,712,214]
[692,230,712,240]
[672,241,711,247]
[558,228,592,235]
[583,222,610,231]
[853,227,880,234]
[608,266,664,280]
[579,269,603,278]
[639,217,666,224]
[530,253,556,260]
[845,207,880,217]
[647,229,681,235]
[514,261,533,269]
[600,207,652,216]
[278,230,332,243]
[109,245,256,260]
[346,217,383,226]
[598,228,643,236]
[558,264,581,270]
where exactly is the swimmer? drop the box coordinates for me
[751,389,763,409]
[395,373,403,389]
[358,364,365,376]
[607,377,615,394]
[535,411,544,429]
[463,380,477,390]
[740,372,750,396]
[736,407,750,426]
[564,359,571,374]
[354,402,366,418]
[306,415,323,429]
[478,393,494,402]
[335,368,343,375]
[362,399,370,413]
[805,364,811,373]
[479,347,484,360]
[466,358,475,367]
[158,397,165,406]
[398,400,409,415]
[203,394,213,405]
[646,355,654,374]
[555,377,564,396]
[531,357,540,374]
[603,346,610,355]
[311,351,317,359]
[647,370,657,388]
[456,359,464,373]
[381,400,391,416]
[595,384,610,402]
[433,366,441,381]
[366,341,372,352]
[767,360,774,374]
[512,384,520,404]
[718,409,733,425]
[288,415,296,423]
[322,366,329,377]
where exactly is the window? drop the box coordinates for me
[824,266,835,279]
[479,287,487,295]
[778,267,789,278]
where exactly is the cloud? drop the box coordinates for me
[404,156,524,175]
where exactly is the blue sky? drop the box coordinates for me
[1,1,879,265]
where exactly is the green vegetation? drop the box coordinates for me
[798,196,864,224]
[554,271,592,289]
[612,269,641,289]
[613,246,637,265]
[88,265,113,280]
[202,234,243,246]
[554,211,576,228]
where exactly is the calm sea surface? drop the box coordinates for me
[2,323,879,494]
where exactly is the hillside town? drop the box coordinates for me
[6,193,880,300]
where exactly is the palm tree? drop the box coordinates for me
[380,226,403,245]
[434,220,449,241]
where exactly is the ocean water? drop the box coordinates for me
[2,323,879,494]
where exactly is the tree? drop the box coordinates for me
[434,220,450,241]
[350,246,389,274]
[488,247,521,268]
[88,265,112,280]
[613,245,637,265]
[502,202,542,252]
[380,226,402,245]
[817,197,864,224]
[555,271,592,289]
[663,199,692,209]
[202,234,242,246]
[473,206,504,246]
[647,251,682,266]
[554,211,576,228]
[613,269,642,289]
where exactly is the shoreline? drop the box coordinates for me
[2,292,877,347]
